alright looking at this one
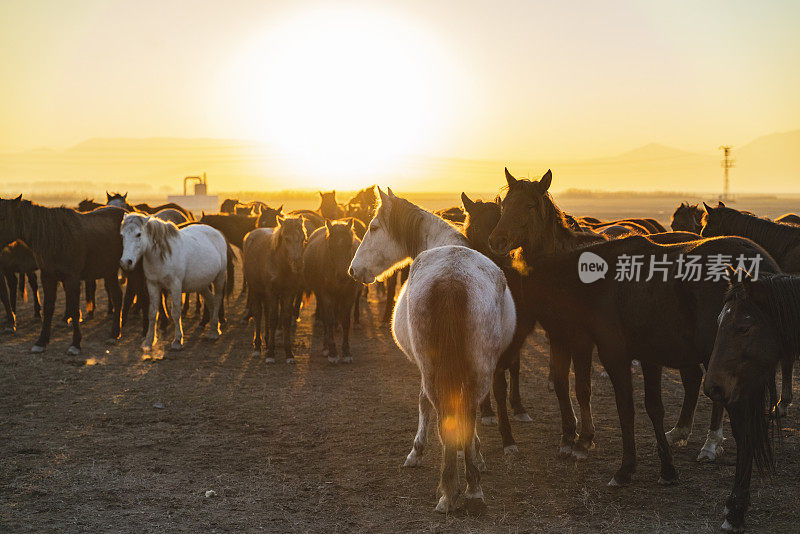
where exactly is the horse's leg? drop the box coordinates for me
[281,295,295,363]
[265,296,278,363]
[250,291,262,357]
[352,286,361,325]
[572,343,596,460]
[722,412,753,532]
[777,357,793,417]
[28,271,41,318]
[64,277,82,355]
[6,272,18,314]
[105,278,113,315]
[0,273,15,333]
[435,408,460,514]
[462,398,485,514]
[205,271,225,340]
[382,272,397,324]
[600,352,637,486]
[666,365,702,448]
[120,278,136,330]
[340,297,353,363]
[32,273,57,351]
[170,282,186,350]
[508,323,534,421]
[697,401,726,462]
[181,292,191,317]
[322,295,338,363]
[104,275,122,342]
[493,365,517,456]
[641,361,678,484]
[479,393,496,426]
[84,278,96,320]
[550,339,578,458]
[141,280,160,351]
[404,387,433,467]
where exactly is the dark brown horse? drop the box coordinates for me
[106,192,135,212]
[0,197,124,354]
[345,186,377,225]
[77,198,104,212]
[462,193,533,453]
[317,190,345,220]
[134,202,194,220]
[243,217,307,362]
[488,169,780,486]
[703,269,797,532]
[199,213,257,250]
[671,202,704,233]
[302,220,361,363]
[776,213,800,226]
[0,241,41,333]
[701,201,800,414]
[435,206,467,224]
[256,205,284,228]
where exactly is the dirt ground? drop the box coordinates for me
[1,268,799,533]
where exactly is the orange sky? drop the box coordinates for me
[1,1,799,192]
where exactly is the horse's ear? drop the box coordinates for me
[494,195,501,205]
[539,169,552,191]
[702,202,713,213]
[717,201,726,208]
[504,167,518,188]
[332,189,336,196]
[460,192,475,212]
[13,194,22,203]
[378,187,390,204]
[681,201,688,207]
[387,187,396,199]
[346,218,354,231]
[106,191,111,201]
[277,205,283,214]
[123,193,128,201]
[318,191,323,198]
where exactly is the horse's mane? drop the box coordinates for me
[706,206,800,262]
[378,194,468,258]
[123,213,178,260]
[9,200,80,265]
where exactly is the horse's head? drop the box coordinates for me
[488,168,553,255]
[670,202,703,232]
[462,193,501,258]
[257,205,283,228]
[106,191,133,211]
[698,201,729,238]
[348,187,407,284]
[77,198,97,212]
[119,212,150,270]
[0,195,23,247]
[704,267,780,406]
[275,217,306,274]
[235,204,255,216]
[325,219,357,282]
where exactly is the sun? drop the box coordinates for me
[229,7,456,189]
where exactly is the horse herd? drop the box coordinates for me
[1,174,799,532]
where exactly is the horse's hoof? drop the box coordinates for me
[3,326,15,334]
[435,495,456,514]
[721,519,744,533]
[403,450,422,468]
[665,427,690,448]
[251,350,261,358]
[657,474,678,486]
[557,444,573,459]
[463,492,486,516]
[66,346,80,356]
[513,412,533,423]
[481,416,498,426]
[327,356,339,364]
[204,332,220,341]
[141,345,152,352]
[265,357,275,364]
[31,345,45,353]
[105,338,119,345]
[341,356,352,363]
[169,342,183,351]
[571,448,589,461]
[697,447,722,462]
[607,477,624,487]
[285,358,296,364]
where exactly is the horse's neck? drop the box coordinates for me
[415,214,466,255]
[521,218,603,261]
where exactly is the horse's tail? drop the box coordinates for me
[19,273,27,302]
[427,278,473,449]
[225,242,235,297]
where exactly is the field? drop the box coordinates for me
[2,197,800,533]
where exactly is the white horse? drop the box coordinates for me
[120,213,229,351]
[348,187,516,513]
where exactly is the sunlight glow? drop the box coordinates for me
[229,7,457,188]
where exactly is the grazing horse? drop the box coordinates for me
[317,190,345,220]
[776,213,800,226]
[303,220,361,362]
[0,241,41,332]
[134,202,194,220]
[243,217,307,362]
[0,197,124,354]
[701,202,800,414]
[349,188,516,513]
[703,270,798,532]
[462,193,533,453]
[488,169,780,485]
[671,202,704,233]
[120,213,231,351]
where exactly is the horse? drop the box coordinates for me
[349,187,516,513]
[106,192,136,212]
[119,213,232,351]
[671,202,704,233]
[288,209,325,230]
[585,217,666,234]
[0,241,41,333]
[303,220,361,362]
[256,205,284,228]
[487,168,780,485]
[220,198,239,213]
[701,201,800,414]
[776,213,800,226]
[0,197,124,354]
[242,217,307,362]
[462,193,534,454]
[345,186,377,225]
[317,190,345,220]
[703,269,798,532]
[77,198,104,212]
[134,202,194,221]
[199,213,257,251]
[435,206,467,224]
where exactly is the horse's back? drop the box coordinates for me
[175,224,227,289]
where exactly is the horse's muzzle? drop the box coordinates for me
[703,382,726,404]
[120,258,135,271]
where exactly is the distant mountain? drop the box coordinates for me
[0,132,798,195]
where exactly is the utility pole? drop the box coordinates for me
[719,145,734,201]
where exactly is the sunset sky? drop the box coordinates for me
[1,0,799,192]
